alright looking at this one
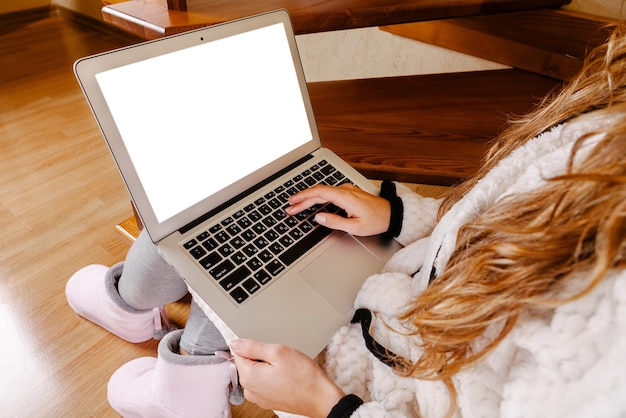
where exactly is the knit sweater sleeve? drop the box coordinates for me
[393,182,442,246]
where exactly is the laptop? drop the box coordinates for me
[74,9,401,358]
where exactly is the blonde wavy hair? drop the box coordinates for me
[399,24,626,414]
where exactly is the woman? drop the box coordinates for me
[229,23,626,417]
[67,24,626,418]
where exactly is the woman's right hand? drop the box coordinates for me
[285,183,391,237]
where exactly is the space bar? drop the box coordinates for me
[279,226,333,266]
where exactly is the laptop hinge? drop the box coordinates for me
[179,153,315,234]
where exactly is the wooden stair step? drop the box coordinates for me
[381,9,616,81]
[309,69,562,185]
[101,0,572,40]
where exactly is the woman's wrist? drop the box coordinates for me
[314,382,346,418]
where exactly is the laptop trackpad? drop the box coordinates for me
[300,234,384,314]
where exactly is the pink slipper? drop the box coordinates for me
[65,264,172,343]
[108,329,236,417]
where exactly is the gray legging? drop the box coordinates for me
[116,229,227,355]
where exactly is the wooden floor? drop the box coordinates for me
[0,11,275,417]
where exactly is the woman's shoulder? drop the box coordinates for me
[500,268,626,417]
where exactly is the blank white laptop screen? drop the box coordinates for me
[95,23,313,223]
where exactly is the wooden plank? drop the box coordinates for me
[309,69,562,185]
[102,0,571,40]
[381,9,616,81]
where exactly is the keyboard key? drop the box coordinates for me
[183,239,198,249]
[254,237,269,250]
[215,231,229,243]
[242,244,258,257]
[226,224,241,235]
[253,237,269,249]
[190,246,207,260]
[274,223,289,235]
[230,287,248,304]
[219,265,250,291]
[252,223,267,234]
[199,252,222,270]
[300,221,313,233]
[266,260,285,276]
[254,269,272,285]
[284,217,298,228]
[242,278,261,294]
[258,204,271,215]
[202,237,218,251]
[262,217,277,227]
[246,257,263,271]
[241,229,257,242]
[231,251,247,265]
[289,228,304,240]
[272,209,286,221]
[218,245,233,257]
[279,235,294,247]
[269,242,284,255]
[248,210,262,222]
[259,250,273,262]
[230,236,246,249]
[320,164,335,176]
[268,198,281,209]
[209,259,235,280]
[264,230,279,242]
[237,217,252,229]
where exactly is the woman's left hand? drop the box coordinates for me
[231,339,345,417]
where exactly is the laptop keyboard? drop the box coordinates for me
[183,159,350,305]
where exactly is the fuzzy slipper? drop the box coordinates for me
[108,329,240,417]
[66,263,172,343]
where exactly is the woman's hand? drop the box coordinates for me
[285,183,391,237]
[231,339,345,418]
